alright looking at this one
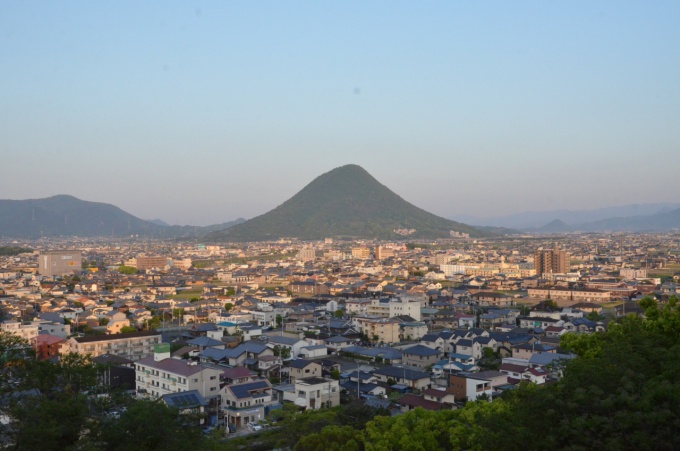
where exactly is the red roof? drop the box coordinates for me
[398,394,446,411]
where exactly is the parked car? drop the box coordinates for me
[227,424,237,434]
[249,422,262,432]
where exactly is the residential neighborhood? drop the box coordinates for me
[1,232,679,442]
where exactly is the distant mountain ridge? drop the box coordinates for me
[453,203,680,229]
[207,164,488,241]
[0,195,243,238]
[530,207,680,233]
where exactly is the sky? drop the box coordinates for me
[2,1,679,226]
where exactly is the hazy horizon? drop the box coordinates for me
[2,2,679,225]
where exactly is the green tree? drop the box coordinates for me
[224,302,234,312]
[94,399,207,450]
[117,265,137,275]
[334,309,344,318]
[295,425,362,451]
[120,326,138,334]
[276,314,283,328]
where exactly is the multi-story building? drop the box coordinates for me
[136,256,170,271]
[0,320,39,342]
[375,246,395,260]
[401,345,443,369]
[38,250,82,277]
[351,247,372,260]
[293,377,340,410]
[67,331,161,360]
[449,373,493,402]
[296,248,316,261]
[222,379,275,428]
[135,344,222,400]
[172,258,193,270]
[34,335,67,360]
[527,288,611,303]
[534,246,570,276]
[620,268,647,280]
[366,297,423,321]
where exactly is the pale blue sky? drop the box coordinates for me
[2,1,679,225]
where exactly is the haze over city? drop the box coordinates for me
[2,1,679,226]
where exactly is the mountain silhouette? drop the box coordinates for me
[207,164,486,241]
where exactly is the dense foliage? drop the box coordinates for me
[0,333,209,450]
[292,296,680,450]
[0,246,32,256]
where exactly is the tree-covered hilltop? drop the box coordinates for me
[207,164,487,241]
[287,296,680,451]
[0,246,32,256]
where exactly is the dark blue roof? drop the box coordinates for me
[161,390,207,408]
[403,345,441,357]
[374,366,430,381]
[230,380,271,399]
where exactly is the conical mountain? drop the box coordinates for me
[207,164,487,241]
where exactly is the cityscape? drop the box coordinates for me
[2,1,679,450]
[1,190,680,448]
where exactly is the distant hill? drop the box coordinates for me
[519,208,680,234]
[0,195,243,239]
[206,164,488,242]
[575,207,680,232]
[537,219,572,233]
[453,203,680,229]
[147,219,170,227]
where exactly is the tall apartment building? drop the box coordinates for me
[620,268,647,280]
[136,256,170,271]
[38,250,82,277]
[351,247,372,260]
[296,248,316,261]
[375,246,395,260]
[67,331,161,360]
[534,246,570,276]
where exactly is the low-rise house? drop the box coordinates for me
[373,366,431,391]
[401,345,443,369]
[161,390,208,424]
[449,373,493,402]
[299,345,328,359]
[293,377,340,410]
[422,387,456,405]
[511,341,556,360]
[267,336,310,358]
[286,360,322,382]
[222,379,275,428]
[322,335,355,352]
[397,393,448,412]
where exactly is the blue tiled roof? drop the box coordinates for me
[161,390,207,408]
[402,345,441,357]
[230,380,271,399]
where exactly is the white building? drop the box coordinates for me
[67,331,161,360]
[135,344,222,399]
[293,377,340,410]
[0,320,39,342]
